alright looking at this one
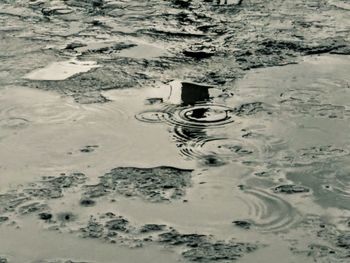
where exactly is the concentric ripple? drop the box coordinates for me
[0,88,87,125]
[172,122,289,165]
[166,104,235,128]
[135,110,171,124]
[239,188,301,232]
[180,105,234,125]
[136,104,235,128]
[1,103,85,124]
[0,117,29,129]
[176,135,260,163]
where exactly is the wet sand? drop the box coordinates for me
[1,0,350,263]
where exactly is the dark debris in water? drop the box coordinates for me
[80,145,98,153]
[232,220,252,230]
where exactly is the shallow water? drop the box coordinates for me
[1,0,350,262]
[1,55,350,262]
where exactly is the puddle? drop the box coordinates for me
[0,86,191,189]
[1,55,350,262]
[1,0,350,261]
[118,42,169,59]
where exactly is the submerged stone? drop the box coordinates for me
[38,212,53,220]
[274,185,310,194]
[79,198,96,207]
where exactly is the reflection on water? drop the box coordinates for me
[137,80,238,166]
[179,82,211,106]
[135,55,350,241]
[137,80,264,166]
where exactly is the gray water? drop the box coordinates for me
[1,1,350,263]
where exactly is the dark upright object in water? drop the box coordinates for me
[181,82,210,106]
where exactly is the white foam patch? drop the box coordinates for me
[24,60,100,81]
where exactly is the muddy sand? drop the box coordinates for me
[1,0,350,262]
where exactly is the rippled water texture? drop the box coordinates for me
[1,55,350,263]
[1,0,350,262]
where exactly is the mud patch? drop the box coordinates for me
[159,230,258,262]
[291,215,350,262]
[83,166,193,202]
[140,224,166,233]
[159,230,207,247]
[182,241,257,262]
[0,173,86,219]
[31,260,90,263]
